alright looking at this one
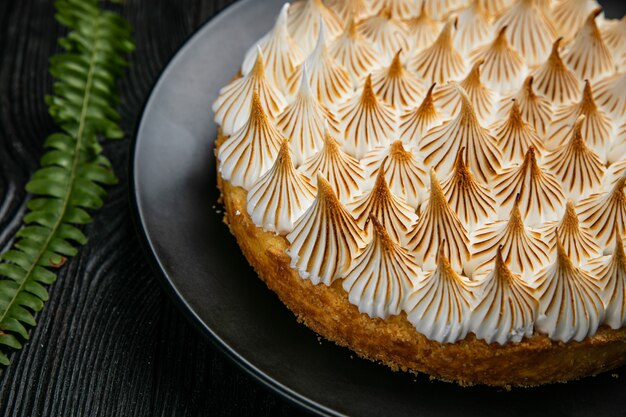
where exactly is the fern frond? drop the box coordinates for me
[0,0,133,366]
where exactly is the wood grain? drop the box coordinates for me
[0,1,301,416]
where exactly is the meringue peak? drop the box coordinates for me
[342,213,421,319]
[410,17,466,84]
[372,49,424,109]
[347,164,419,245]
[241,4,304,90]
[495,99,544,164]
[360,140,429,207]
[217,91,284,189]
[587,233,626,329]
[329,17,381,83]
[246,139,316,234]
[564,8,614,82]
[287,26,352,107]
[405,239,476,343]
[493,146,566,225]
[420,85,502,184]
[533,38,581,105]
[535,230,605,342]
[300,125,364,202]
[538,200,601,264]
[548,80,613,157]
[470,245,539,344]
[399,82,441,146]
[213,50,286,135]
[494,0,557,66]
[441,147,496,228]
[287,171,366,285]
[545,115,605,199]
[288,0,342,54]
[578,176,626,248]
[278,66,340,166]
[473,25,527,92]
[338,75,397,159]
[407,169,470,271]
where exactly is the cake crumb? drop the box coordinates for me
[235,210,241,216]
[612,373,619,379]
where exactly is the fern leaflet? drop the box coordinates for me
[0,0,134,365]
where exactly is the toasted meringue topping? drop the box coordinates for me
[338,75,397,159]
[343,215,421,319]
[494,100,544,165]
[544,116,605,200]
[500,76,553,136]
[348,166,419,245]
[407,170,470,271]
[420,86,502,184]
[601,16,626,68]
[547,81,613,159]
[471,247,539,344]
[538,200,601,265]
[358,8,409,63]
[479,0,514,15]
[242,4,303,91]
[472,26,527,93]
[609,122,626,164]
[441,149,496,229]
[329,18,382,84]
[372,50,424,110]
[469,195,551,277]
[404,244,476,343]
[433,60,495,123]
[410,18,467,84]
[563,9,615,83]
[399,83,442,146]
[326,0,372,20]
[493,147,566,225]
[532,38,582,105]
[494,0,557,66]
[299,126,365,202]
[422,0,466,20]
[605,157,626,189]
[587,234,626,329]
[404,4,443,52]
[218,92,284,189]
[360,140,429,207]
[288,0,342,54]
[247,140,316,234]
[454,0,494,55]
[534,234,605,342]
[578,177,626,249]
[552,0,601,41]
[375,0,422,19]
[213,50,287,136]
[592,72,626,119]
[286,172,366,285]
[287,29,352,107]
[277,68,340,166]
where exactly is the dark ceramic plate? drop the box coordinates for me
[131,1,626,415]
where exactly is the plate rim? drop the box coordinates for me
[128,1,338,415]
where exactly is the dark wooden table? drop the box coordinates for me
[0,1,302,415]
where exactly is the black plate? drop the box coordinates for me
[131,1,626,416]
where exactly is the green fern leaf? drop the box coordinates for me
[0,0,134,366]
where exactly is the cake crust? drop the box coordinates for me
[216,131,626,387]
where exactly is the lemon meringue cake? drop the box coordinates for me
[212,0,626,386]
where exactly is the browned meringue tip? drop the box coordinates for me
[588,7,603,21]
[250,89,267,120]
[389,50,404,75]
[316,171,336,197]
[251,46,266,76]
[369,214,396,247]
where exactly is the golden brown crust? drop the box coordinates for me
[215,131,626,387]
